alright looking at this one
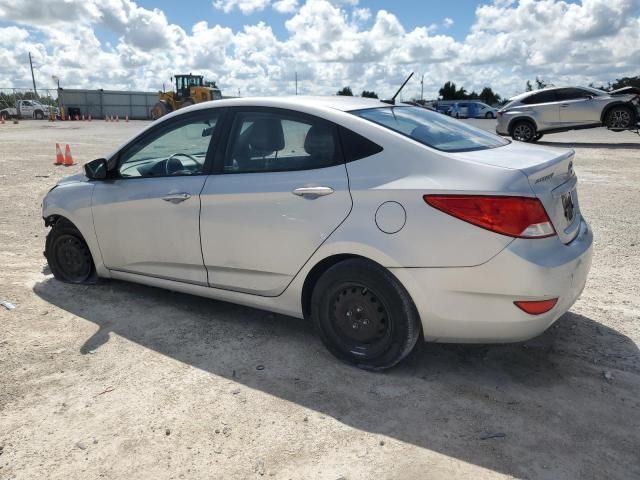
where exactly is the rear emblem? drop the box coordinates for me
[562,192,575,222]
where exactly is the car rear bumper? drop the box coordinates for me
[391,218,593,343]
[495,120,509,135]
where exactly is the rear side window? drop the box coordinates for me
[224,110,341,173]
[352,106,508,152]
[521,91,558,104]
[338,126,383,162]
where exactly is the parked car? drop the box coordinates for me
[496,86,640,142]
[42,96,592,370]
[450,101,498,119]
[433,103,453,115]
[0,99,58,120]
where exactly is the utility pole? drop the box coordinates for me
[420,73,424,102]
[295,71,298,95]
[29,52,38,98]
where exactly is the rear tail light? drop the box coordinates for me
[514,298,558,315]
[424,195,556,238]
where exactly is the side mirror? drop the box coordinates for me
[84,158,108,180]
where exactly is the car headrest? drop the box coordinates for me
[248,118,285,153]
[304,125,335,161]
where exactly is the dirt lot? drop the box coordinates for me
[1,119,639,480]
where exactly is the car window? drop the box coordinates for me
[555,88,591,101]
[338,126,383,162]
[224,110,340,173]
[118,113,219,178]
[353,106,508,152]
[521,91,558,104]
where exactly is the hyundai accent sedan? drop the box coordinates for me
[42,96,593,370]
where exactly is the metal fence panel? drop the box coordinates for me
[59,89,158,119]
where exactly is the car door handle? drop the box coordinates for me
[162,193,191,204]
[292,186,334,197]
[561,104,569,107]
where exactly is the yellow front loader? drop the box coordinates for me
[151,74,222,120]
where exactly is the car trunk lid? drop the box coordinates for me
[450,141,581,244]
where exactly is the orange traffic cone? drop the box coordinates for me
[116,115,120,122]
[63,144,75,166]
[54,143,65,165]
[125,115,129,122]
[81,114,85,121]
[88,114,92,122]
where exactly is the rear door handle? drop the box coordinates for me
[561,104,569,108]
[162,193,191,204]
[292,186,334,197]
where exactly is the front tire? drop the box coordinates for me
[151,101,170,120]
[605,105,635,130]
[485,112,494,119]
[34,110,44,120]
[511,120,537,142]
[45,220,95,284]
[311,259,421,371]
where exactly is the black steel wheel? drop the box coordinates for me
[311,259,421,370]
[45,220,94,283]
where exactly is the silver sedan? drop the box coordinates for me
[42,96,593,370]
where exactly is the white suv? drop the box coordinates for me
[496,86,640,142]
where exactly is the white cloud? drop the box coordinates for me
[443,17,454,28]
[273,0,299,13]
[0,0,638,100]
[212,0,271,14]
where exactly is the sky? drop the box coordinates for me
[0,0,638,100]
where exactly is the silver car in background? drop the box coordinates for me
[496,86,640,142]
[42,96,592,370]
[450,101,498,119]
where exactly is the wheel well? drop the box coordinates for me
[508,117,536,135]
[601,102,635,124]
[44,215,77,230]
[301,254,366,319]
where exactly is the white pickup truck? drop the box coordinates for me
[0,100,59,120]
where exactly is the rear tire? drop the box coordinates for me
[485,112,494,119]
[605,105,635,130]
[45,220,95,284]
[511,120,537,142]
[311,259,421,371]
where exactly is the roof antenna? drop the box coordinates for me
[381,72,414,105]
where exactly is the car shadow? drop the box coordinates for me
[33,277,640,479]
[538,141,640,149]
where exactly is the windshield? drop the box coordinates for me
[352,106,508,152]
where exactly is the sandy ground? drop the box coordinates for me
[0,118,639,480]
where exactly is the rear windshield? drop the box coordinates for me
[352,106,509,152]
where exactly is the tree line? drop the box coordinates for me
[336,74,639,106]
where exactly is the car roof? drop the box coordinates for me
[183,95,385,114]
[509,85,606,101]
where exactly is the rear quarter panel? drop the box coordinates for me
[316,122,535,268]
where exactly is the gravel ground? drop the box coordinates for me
[0,119,639,480]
